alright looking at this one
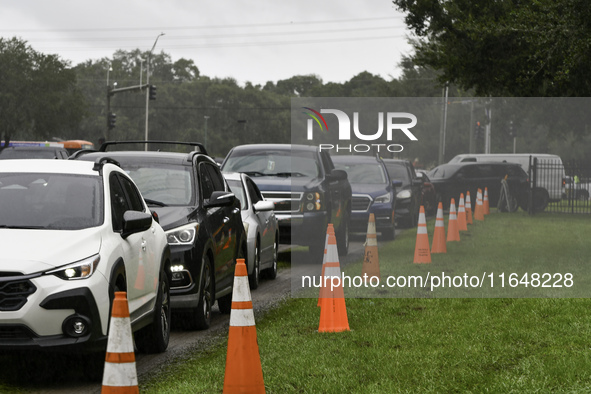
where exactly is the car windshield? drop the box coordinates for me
[226,179,248,210]
[428,165,454,179]
[0,173,103,230]
[222,150,320,178]
[123,164,194,206]
[385,163,410,187]
[334,162,387,184]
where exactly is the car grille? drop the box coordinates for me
[0,325,35,340]
[352,194,372,212]
[0,273,37,312]
[261,192,302,213]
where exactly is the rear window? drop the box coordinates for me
[222,149,320,178]
[334,162,387,184]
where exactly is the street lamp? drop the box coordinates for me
[145,32,165,151]
[203,116,210,147]
[106,64,113,140]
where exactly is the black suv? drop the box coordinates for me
[221,144,351,260]
[74,141,246,330]
[382,159,423,227]
[427,161,530,209]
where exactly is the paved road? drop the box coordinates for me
[1,231,394,393]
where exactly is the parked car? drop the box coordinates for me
[74,141,246,330]
[331,155,398,239]
[427,161,529,209]
[448,153,565,209]
[382,159,422,227]
[0,158,171,353]
[221,144,351,260]
[0,145,69,159]
[564,175,591,201]
[415,169,438,215]
[223,172,279,289]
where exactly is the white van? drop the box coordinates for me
[448,153,565,202]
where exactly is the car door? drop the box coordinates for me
[246,176,273,263]
[200,162,235,290]
[109,172,158,319]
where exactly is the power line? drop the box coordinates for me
[1,16,404,34]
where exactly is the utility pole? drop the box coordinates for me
[145,33,165,151]
[203,116,209,148]
[438,83,449,165]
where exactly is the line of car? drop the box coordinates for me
[0,140,540,359]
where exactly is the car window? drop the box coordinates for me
[199,163,215,201]
[110,174,131,232]
[226,179,247,210]
[118,175,145,212]
[334,162,387,184]
[385,163,411,187]
[0,172,102,230]
[246,178,263,204]
[205,163,226,192]
[476,165,496,178]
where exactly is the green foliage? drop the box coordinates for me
[393,0,591,96]
[0,37,87,141]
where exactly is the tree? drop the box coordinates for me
[0,37,86,141]
[392,0,591,96]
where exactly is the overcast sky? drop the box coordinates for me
[1,0,414,86]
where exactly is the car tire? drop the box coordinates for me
[264,233,279,280]
[248,241,260,290]
[381,225,395,240]
[189,254,213,330]
[135,269,171,354]
[336,217,349,256]
[217,292,232,314]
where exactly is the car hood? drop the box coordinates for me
[250,176,323,192]
[0,228,101,274]
[151,206,196,231]
[350,183,392,198]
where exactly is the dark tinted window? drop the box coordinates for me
[110,175,130,232]
[385,163,411,187]
[199,163,215,201]
[246,178,263,204]
[118,175,145,212]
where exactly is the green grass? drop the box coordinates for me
[141,211,591,393]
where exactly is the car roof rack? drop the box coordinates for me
[99,140,208,156]
[92,157,121,174]
[68,149,99,159]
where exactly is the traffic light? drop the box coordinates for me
[508,120,516,137]
[108,112,116,129]
[149,84,157,100]
[474,121,484,139]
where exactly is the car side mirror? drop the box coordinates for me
[253,200,274,212]
[392,180,403,188]
[121,211,153,239]
[204,191,235,208]
[329,169,348,181]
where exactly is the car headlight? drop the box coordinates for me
[46,254,100,280]
[166,223,198,245]
[396,190,412,199]
[304,192,323,211]
[374,193,391,204]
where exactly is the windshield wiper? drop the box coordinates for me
[144,198,168,207]
[271,172,307,177]
[244,171,266,177]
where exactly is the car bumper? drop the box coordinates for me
[0,275,108,352]
[275,211,328,246]
[350,205,394,232]
[168,243,199,308]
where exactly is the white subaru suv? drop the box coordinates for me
[0,158,171,354]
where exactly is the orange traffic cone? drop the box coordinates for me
[361,213,380,279]
[474,189,485,221]
[447,198,460,242]
[483,187,490,215]
[413,206,431,263]
[223,259,265,393]
[318,233,350,332]
[101,292,139,394]
[318,224,334,307]
[458,193,468,232]
[465,191,473,225]
[431,202,447,254]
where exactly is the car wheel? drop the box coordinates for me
[264,234,278,280]
[381,225,395,241]
[248,240,260,290]
[336,217,349,256]
[135,269,171,353]
[189,254,213,330]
